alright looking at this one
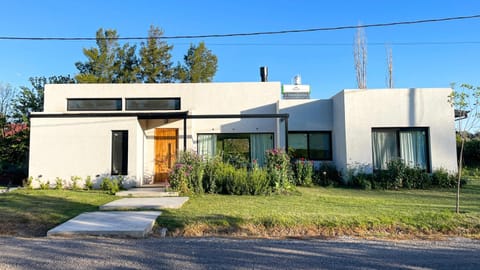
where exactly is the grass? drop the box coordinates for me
[0,189,116,236]
[0,174,479,239]
[157,178,480,239]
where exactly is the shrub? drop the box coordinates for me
[248,168,271,195]
[54,177,64,190]
[23,176,33,189]
[39,180,50,190]
[100,177,119,195]
[225,167,249,195]
[169,163,191,194]
[432,168,457,188]
[84,176,93,190]
[71,176,81,190]
[203,156,224,194]
[176,151,204,194]
[265,149,295,192]
[293,158,313,187]
[351,173,373,190]
[313,164,342,187]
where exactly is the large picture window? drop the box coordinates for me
[67,98,122,111]
[197,133,273,166]
[372,128,429,170]
[111,130,128,175]
[288,131,332,160]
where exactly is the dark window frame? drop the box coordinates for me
[67,98,122,111]
[125,98,181,111]
[288,131,333,160]
[111,130,128,176]
[371,127,431,172]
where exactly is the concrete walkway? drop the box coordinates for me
[47,211,162,238]
[100,197,189,210]
[47,188,188,238]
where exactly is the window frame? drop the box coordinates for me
[111,130,128,176]
[67,98,122,111]
[371,127,431,172]
[125,98,181,111]
[288,131,333,161]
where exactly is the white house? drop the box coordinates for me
[28,81,458,187]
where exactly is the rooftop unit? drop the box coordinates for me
[282,75,310,99]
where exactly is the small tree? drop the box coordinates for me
[448,83,480,213]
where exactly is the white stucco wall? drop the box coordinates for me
[333,88,457,175]
[29,116,140,187]
[31,82,282,186]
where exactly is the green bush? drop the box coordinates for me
[432,168,457,188]
[100,177,119,195]
[84,176,93,190]
[39,180,50,190]
[23,176,33,189]
[54,177,64,190]
[265,149,295,192]
[313,164,342,187]
[71,176,81,191]
[351,173,373,190]
[248,168,271,195]
[293,158,313,187]
[203,156,222,194]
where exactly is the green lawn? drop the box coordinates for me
[157,179,480,239]
[1,179,479,239]
[0,190,116,236]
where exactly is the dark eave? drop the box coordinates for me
[29,111,289,120]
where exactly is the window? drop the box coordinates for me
[372,128,429,170]
[197,133,273,166]
[288,131,332,160]
[125,98,180,111]
[111,130,128,175]
[67,98,122,111]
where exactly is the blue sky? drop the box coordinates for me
[1,0,479,99]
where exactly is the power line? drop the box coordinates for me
[192,41,480,47]
[0,14,479,41]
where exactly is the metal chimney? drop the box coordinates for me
[260,66,268,82]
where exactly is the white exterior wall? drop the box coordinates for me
[31,82,281,186]
[333,88,457,175]
[30,83,458,186]
[29,116,139,187]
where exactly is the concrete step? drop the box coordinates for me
[99,197,189,211]
[115,188,179,197]
[47,211,162,238]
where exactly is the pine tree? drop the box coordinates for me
[139,26,174,83]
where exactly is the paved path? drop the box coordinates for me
[0,237,479,269]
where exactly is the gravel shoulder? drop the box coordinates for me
[0,236,479,270]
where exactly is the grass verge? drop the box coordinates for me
[0,189,116,236]
[157,179,480,239]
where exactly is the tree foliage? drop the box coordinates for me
[175,42,218,83]
[75,27,218,84]
[139,26,174,83]
[12,75,75,123]
[75,29,121,83]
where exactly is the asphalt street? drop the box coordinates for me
[0,237,479,269]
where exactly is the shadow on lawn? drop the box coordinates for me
[0,191,102,237]
[156,210,245,235]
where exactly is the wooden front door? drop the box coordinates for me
[154,128,178,183]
